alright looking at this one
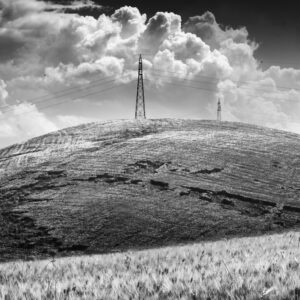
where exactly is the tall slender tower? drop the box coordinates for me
[217,98,221,122]
[135,54,146,119]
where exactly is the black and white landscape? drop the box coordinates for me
[0,0,300,299]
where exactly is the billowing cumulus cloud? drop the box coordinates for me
[0,0,300,148]
[139,12,181,52]
[220,39,259,81]
[0,102,57,145]
[112,6,146,38]
[183,11,249,50]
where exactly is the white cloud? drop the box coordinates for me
[220,39,259,81]
[263,66,300,89]
[218,76,300,132]
[56,114,96,128]
[0,102,57,146]
[0,79,8,105]
[112,6,146,38]
[43,56,125,85]
[286,122,300,134]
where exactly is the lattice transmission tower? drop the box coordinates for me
[217,98,222,122]
[135,54,146,119]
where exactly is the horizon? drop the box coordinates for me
[2,117,299,151]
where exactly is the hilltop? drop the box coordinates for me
[0,119,299,261]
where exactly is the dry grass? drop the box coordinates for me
[1,119,300,262]
[1,231,300,299]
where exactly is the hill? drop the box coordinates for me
[0,119,300,261]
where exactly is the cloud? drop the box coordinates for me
[218,75,300,133]
[0,0,46,23]
[139,11,181,52]
[220,39,259,81]
[263,66,300,89]
[181,11,300,133]
[0,0,300,149]
[161,31,210,61]
[56,114,96,128]
[0,29,26,62]
[43,56,126,86]
[0,0,100,23]
[112,6,146,38]
[48,0,101,12]
[0,102,97,148]
[0,79,8,105]
[0,102,57,146]
[183,11,249,50]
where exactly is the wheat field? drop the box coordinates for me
[1,231,300,299]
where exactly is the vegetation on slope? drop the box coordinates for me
[0,119,299,261]
[1,231,300,299]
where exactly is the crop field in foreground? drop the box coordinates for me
[1,231,300,299]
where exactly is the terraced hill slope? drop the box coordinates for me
[0,119,299,262]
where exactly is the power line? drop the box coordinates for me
[0,72,121,111]
[3,69,297,121]
[3,58,299,115]
[2,54,299,125]
[146,73,300,102]
[143,78,284,121]
[0,75,120,112]
[137,52,300,67]
[149,67,300,93]
[144,76,298,104]
[0,75,127,114]
[0,81,125,121]
[149,70,213,85]
[143,78,218,94]
[22,74,117,102]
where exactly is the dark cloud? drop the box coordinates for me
[183,11,248,50]
[183,12,216,42]
[0,31,26,62]
[0,0,45,24]
[40,27,81,66]
[42,0,108,18]
[62,6,106,17]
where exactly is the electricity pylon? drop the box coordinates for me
[217,98,221,122]
[135,54,146,119]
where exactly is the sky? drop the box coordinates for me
[0,0,300,148]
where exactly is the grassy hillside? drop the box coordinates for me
[0,119,300,261]
[1,231,300,299]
